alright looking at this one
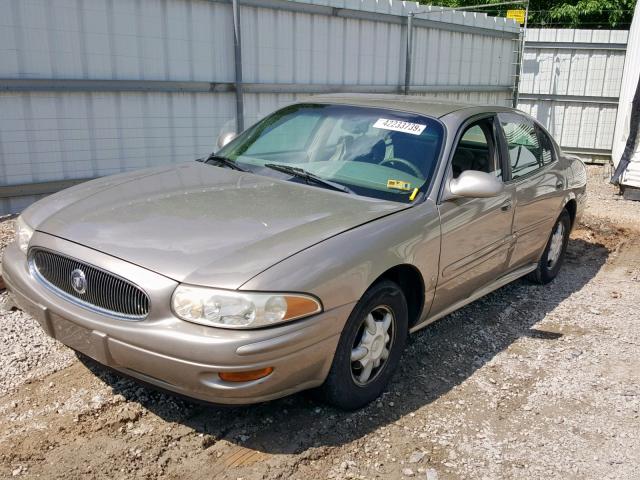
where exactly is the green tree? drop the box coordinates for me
[548,0,636,28]
[418,0,636,28]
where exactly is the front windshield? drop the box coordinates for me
[217,103,445,203]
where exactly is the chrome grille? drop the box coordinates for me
[29,248,149,319]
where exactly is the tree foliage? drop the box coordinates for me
[419,0,637,28]
[547,0,636,28]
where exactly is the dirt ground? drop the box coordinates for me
[1,165,639,480]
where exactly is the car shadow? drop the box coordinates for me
[77,235,609,456]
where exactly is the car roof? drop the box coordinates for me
[299,93,506,118]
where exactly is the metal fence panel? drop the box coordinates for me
[518,28,628,162]
[0,0,519,214]
[0,0,236,82]
[0,90,237,213]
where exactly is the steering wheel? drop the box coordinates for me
[379,158,423,179]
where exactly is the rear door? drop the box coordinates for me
[430,115,515,316]
[497,112,565,269]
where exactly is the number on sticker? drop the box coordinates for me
[373,118,427,136]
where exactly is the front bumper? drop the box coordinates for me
[2,234,350,405]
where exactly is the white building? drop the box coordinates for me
[612,1,640,198]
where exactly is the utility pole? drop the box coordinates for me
[232,0,244,132]
[404,12,414,95]
[512,0,530,108]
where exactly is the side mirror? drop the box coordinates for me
[446,170,504,199]
[217,131,237,150]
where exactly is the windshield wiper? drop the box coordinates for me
[264,163,354,195]
[204,154,248,172]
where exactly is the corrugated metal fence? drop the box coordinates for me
[0,0,520,215]
[517,28,629,163]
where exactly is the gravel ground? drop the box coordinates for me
[0,165,639,479]
[0,217,75,396]
[583,164,640,230]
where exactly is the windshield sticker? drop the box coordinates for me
[387,179,412,191]
[373,118,426,135]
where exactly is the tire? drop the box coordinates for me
[527,209,571,284]
[318,280,408,410]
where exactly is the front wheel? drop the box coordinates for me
[527,209,571,284]
[318,280,408,410]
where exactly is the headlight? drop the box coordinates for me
[15,216,34,255]
[171,285,322,329]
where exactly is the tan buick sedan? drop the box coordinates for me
[3,95,586,410]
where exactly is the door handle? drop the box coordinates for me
[501,202,512,212]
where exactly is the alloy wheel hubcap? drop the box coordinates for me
[547,221,565,268]
[350,306,394,386]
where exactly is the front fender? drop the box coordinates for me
[240,200,441,319]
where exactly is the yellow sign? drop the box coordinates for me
[507,9,526,25]
[386,179,412,191]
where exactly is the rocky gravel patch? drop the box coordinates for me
[585,164,640,230]
[0,215,16,253]
[0,165,639,479]
[0,306,75,396]
[0,217,75,396]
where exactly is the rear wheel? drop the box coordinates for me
[318,280,408,410]
[527,209,571,284]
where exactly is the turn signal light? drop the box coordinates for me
[284,296,321,320]
[219,367,274,382]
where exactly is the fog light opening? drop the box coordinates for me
[218,367,274,382]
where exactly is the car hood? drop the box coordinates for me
[32,162,407,288]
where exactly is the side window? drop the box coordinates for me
[536,125,555,166]
[451,119,501,179]
[498,113,546,179]
[245,113,321,154]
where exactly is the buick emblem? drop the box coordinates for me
[70,269,87,294]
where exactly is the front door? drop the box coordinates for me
[430,116,515,317]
